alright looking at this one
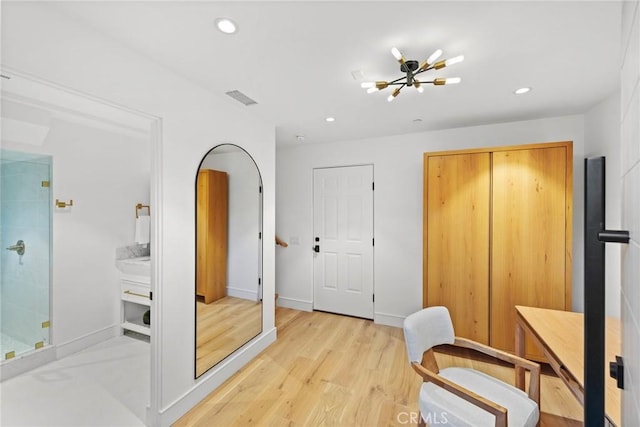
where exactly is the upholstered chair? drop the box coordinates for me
[403,306,541,427]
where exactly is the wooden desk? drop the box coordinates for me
[514,305,621,426]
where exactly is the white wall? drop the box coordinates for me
[1,3,276,426]
[202,149,261,300]
[1,117,150,353]
[584,91,622,318]
[276,115,585,326]
[620,1,640,423]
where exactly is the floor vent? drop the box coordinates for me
[225,90,258,106]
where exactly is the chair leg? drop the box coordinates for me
[418,412,426,427]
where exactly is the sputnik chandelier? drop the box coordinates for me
[361,47,464,102]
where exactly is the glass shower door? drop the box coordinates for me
[0,149,52,361]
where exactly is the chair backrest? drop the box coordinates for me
[403,306,455,364]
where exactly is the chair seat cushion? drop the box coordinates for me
[419,367,539,427]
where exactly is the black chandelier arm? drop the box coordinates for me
[388,75,407,85]
[414,66,435,77]
[388,66,436,87]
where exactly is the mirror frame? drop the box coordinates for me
[194,143,263,378]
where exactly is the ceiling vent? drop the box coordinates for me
[225,90,258,106]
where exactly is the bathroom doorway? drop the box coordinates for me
[0,69,158,425]
[0,150,52,361]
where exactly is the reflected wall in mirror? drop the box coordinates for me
[195,144,263,378]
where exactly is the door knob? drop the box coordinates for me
[313,245,320,253]
[6,240,25,256]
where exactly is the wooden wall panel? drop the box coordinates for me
[425,153,491,344]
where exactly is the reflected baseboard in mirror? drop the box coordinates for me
[195,144,263,378]
[195,296,262,377]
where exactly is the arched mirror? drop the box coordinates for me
[195,144,263,378]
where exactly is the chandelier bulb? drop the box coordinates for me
[366,87,379,94]
[387,87,401,102]
[445,55,465,66]
[391,47,405,64]
[426,49,443,65]
[361,82,376,89]
[434,77,462,85]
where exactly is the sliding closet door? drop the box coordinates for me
[491,145,572,355]
[424,152,491,344]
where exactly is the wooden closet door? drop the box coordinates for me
[196,169,228,304]
[424,152,491,344]
[490,146,571,355]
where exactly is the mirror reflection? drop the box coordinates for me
[195,144,262,378]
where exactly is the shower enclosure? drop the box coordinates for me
[0,149,52,362]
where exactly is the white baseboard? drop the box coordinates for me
[0,325,119,382]
[374,312,405,328]
[0,344,56,382]
[227,286,258,301]
[276,296,313,312]
[155,327,277,427]
[55,325,120,359]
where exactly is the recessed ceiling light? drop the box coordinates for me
[413,118,423,123]
[325,117,335,123]
[215,18,238,35]
[514,87,531,95]
[296,135,305,143]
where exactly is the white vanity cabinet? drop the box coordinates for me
[120,274,151,336]
[115,256,151,337]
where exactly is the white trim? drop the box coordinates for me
[148,117,163,427]
[54,325,120,359]
[0,66,156,135]
[277,296,313,312]
[154,328,277,427]
[374,312,405,328]
[227,286,259,301]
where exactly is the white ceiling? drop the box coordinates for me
[48,1,621,147]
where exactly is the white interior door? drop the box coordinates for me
[313,165,374,319]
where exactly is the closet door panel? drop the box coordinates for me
[491,146,568,354]
[425,152,491,344]
[196,169,228,304]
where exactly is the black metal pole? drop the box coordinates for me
[584,157,606,427]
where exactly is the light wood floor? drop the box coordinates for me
[179,308,583,426]
[196,296,262,377]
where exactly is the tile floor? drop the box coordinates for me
[0,335,149,426]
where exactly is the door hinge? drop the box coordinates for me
[372,238,375,246]
[372,182,375,191]
[258,277,261,285]
[373,294,375,302]
[149,291,153,301]
[259,186,262,193]
[259,232,262,240]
